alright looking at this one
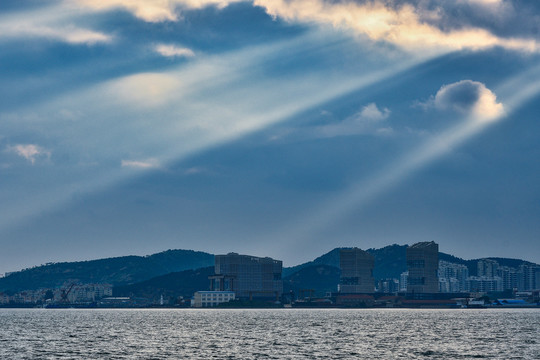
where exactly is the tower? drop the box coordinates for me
[339,248,375,293]
[407,241,439,293]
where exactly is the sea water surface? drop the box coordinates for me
[1,308,539,359]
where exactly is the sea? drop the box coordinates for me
[1,308,539,359]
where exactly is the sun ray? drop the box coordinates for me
[276,68,540,249]
[0,32,434,232]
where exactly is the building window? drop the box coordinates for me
[407,260,425,268]
[409,277,425,285]
[340,277,360,285]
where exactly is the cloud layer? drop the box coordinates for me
[73,0,247,22]
[0,5,111,44]
[65,0,540,53]
[254,0,538,53]
[1,0,539,274]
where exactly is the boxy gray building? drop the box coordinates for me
[407,241,439,294]
[209,253,283,300]
[339,248,375,294]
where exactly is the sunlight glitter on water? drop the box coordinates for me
[1,308,539,359]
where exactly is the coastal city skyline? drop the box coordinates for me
[1,1,540,275]
[2,2,539,359]
[2,241,538,308]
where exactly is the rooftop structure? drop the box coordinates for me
[407,241,439,294]
[339,248,375,294]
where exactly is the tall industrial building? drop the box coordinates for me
[209,253,283,299]
[407,241,439,294]
[339,248,375,293]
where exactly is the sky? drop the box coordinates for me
[1,0,539,274]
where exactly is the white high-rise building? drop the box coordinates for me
[477,259,499,278]
[399,271,408,292]
[438,261,469,293]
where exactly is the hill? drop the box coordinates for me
[114,264,341,301]
[283,248,340,277]
[1,245,537,294]
[368,244,407,279]
[283,264,340,297]
[284,245,536,281]
[0,250,214,292]
[114,266,214,301]
[283,244,409,280]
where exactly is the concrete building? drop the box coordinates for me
[498,266,519,291]
[209,253,283,300]
[0,293,9,304]
[399,271,409,292]
[466,276,503,293]
[67,284,113,303]
[519,264,540,291]
[192,291,235,307]
[376,279,400,294]
[438,260,469,293]
[477,259,499,278]
[407,241,439,294]
[339,248,375,293]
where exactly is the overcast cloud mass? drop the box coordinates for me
[0,0,539,273]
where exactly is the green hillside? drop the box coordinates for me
[114,266,214,300]
[0,250,214,292]
[283,264,340,297]
[284,245,536,281]
[1,245,536,295]
[283,244,409,280]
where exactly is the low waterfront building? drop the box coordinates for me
[335,294,375,307]
[67,284,113,303]
[98,297,137,307]
[376,279,400,294]
[192,291,236,307]
[0,292,9,304]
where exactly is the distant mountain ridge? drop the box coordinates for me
[283,264,340,297]
[0,246,537,293]
[114,266,215,300]
[113,264,341,300]
[283,244,411,279]
[0,250,214,292]
[283,244,538,280]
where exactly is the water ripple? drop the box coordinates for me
[0,308,539,359]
